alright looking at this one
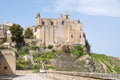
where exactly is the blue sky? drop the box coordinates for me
[0,0,120,57]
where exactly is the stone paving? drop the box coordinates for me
[13,73,54,80]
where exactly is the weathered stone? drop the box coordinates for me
[0,50,16,76]
[35,13,86,47]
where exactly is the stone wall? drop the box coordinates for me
[16,70,34,74]
[47,72,99,80]
[0,50,16,76]
[47,71,120,80]
[24,39,37,45]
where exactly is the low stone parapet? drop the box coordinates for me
[47,72,99,80]
[47,71,120,80]
[16,70,34,74]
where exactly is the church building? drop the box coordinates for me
[35,13,86,47]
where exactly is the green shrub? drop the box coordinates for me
[52,49,56,52]
[34,64,41,72]
[33,52,54,62]
[47,45,53,49]
[30,46,39,50]
[71,44,85,57]
[114,66,120,74]
[16,60,33,70]
[18,46,29,56]
[0,46,7,50]
[46,65,55,69]
[33,51,61,71]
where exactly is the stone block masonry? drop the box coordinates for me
[47,71,120,80]
[35,12,86,47]
[0,50,16,76]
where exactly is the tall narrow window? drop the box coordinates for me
[80,35,82,38]
[42,21,45,25]
[71,35,73,38]
[66,15,69,19]
[62,21,64,25]
[51,21,54,25]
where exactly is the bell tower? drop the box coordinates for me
[64,12,70,19]
[36,13,41,27]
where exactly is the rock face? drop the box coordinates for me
[50,52,75,70]
[50,52,105,72]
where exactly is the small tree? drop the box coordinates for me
[10,24,24,49]
[24,28,33,39]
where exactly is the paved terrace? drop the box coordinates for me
[0,70,120,80]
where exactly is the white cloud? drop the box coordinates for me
[45,0,120,17]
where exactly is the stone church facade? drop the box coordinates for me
[35,13,86,47]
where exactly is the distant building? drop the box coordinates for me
[24,26,37,46]
[0,22,14,43]
[24,25,36,36]
[35,13,86,47]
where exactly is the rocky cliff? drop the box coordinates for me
[50,52,120,73]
